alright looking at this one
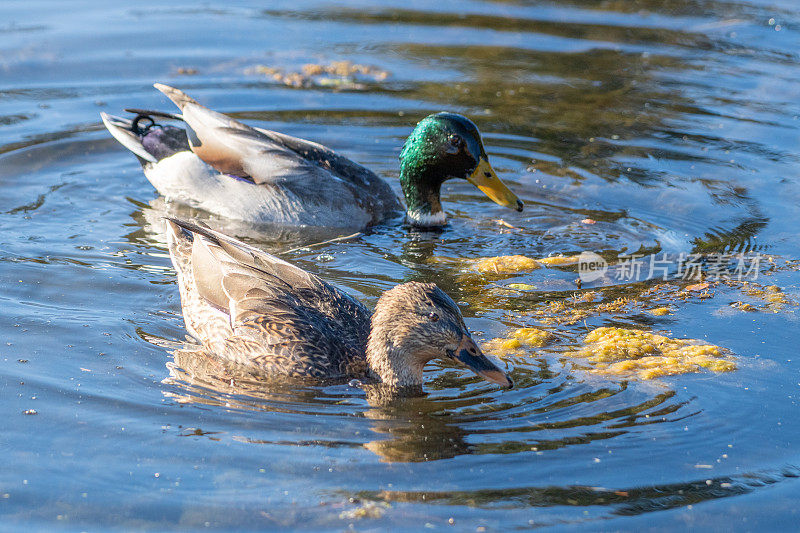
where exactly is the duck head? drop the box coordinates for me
[398,113,523,228]
[367,282,513,388]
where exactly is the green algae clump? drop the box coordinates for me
[571,327,736,380]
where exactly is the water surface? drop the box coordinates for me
[2,0,800,530]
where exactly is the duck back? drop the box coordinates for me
[166,219,372,378]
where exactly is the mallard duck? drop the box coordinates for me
[165,218,512,389]
[102,84,523,229]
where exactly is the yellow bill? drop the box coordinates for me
[466,158,523,212]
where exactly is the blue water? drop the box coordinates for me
[2,0,800,530]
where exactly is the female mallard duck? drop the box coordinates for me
[102,84,522,229]
[165,218,512,389]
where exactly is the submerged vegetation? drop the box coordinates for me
[245,60,390,89]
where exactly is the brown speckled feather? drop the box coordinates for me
[166,218,371,378]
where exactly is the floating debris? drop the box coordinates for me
[505,283,536,291]
[573,291,599,303]
[747,284,789,303]
[465,254,580,274]
[594,297,631,314]
[736,282,794,312]
[484,327,552,357]
[730,301,756,312]
[246,60,389,90]
[495,219,518,229]
[472,254,540,274]
[538,255,581,267]
[532,300,593,325]
[569,327,736,380]
[338,501,390,520]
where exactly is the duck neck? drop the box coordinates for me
[399,162,447,227]
[366,320,425,387]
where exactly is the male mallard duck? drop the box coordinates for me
[102,84,522,229]
[165,218,512,389]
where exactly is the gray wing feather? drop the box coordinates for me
[154,84,402,223]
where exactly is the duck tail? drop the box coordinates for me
[165,218,200,279]
[164,217,290,277]
[154,83,200,110]
[124,108,183,121]
[100,112,157,164]
[165,217,215,243]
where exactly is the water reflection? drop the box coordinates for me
[349,466,800,517]
[161,338,697,466]
[128,197,357,251]
[164,345,348,414]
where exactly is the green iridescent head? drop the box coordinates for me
[398,113,523,227]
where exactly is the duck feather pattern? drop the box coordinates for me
[166,218,371,378]
[103,84,400,228]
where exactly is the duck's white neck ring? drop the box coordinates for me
[406,209,447,227]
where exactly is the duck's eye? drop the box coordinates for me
[427,312,440,322]
[445,135,463,154]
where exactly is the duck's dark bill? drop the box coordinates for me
[466,158,524,212]
[453,342,513,388]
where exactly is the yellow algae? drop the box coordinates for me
[301,63,325,76]
[594,297,630,314]
[247,60,389,89]
[338,501,390,520]
[484,327,551,357]
[467,253,580,274]
[472,255,540,274]
[648,307,672,316]
[570,327,735,380]
[537,309,591,326]
[761,285,789,304]
[728,282,796,312]
[596,354,736,380]
[483,337,523,354]
[506,283,537,291]
[537,255,580,267]
[730,301,757,312]
[511,327,552,346]
[532,300,592,325]
[574,291,599,303]
[483,337,518,357]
